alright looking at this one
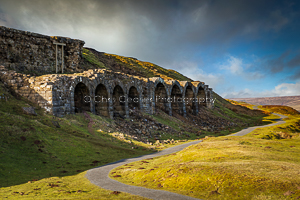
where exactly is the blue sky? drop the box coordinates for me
[0,0,300,98]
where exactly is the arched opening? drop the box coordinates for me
[113,85,125,118]
[74,82,90,113]
[95,84,109,117]
[171,84,183,115]
[128,86,140,111]
[197,86,206,107]
[185,85,195,114]
[155,83,168,113]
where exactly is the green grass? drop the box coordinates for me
[0,81,154,199]
[0,80,274,199]
[101,52,192,81]
[82,48,107,69]
[258,105,300,116]
[110,106,300,200]
[0,172,148,199]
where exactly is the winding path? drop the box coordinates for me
[86,140,202,200]
[86,109,288,200]
[230,109,288,136]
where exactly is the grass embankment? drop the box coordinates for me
[82,48,107,69]
[0,82,152,199]
[83,48,192,81]
[0,80,269,199]
[111,105,300,199]
[0,172,147,199]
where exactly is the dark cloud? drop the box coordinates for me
[288,70,300,81]
[287,53,300,68]
[0,0,298,67]
[265,51,290,73]
[260,50,300,75]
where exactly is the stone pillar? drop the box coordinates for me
[150,86,155,115]
[194,93,199,115]
[108,92,114,119]
[182,93,187,117]
[167,95,172,116]
[125,93,129,118]
[138,92,143,112]
[90,89,96,114]
[70,89,75,114]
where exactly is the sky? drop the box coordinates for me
[0,0,300,98]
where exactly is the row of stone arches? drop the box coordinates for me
[74,82,141,118]
[72,77,212,119]
[152,80,208,116]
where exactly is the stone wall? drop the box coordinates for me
[0,65,54,112]
[0,26,214,118]
[0,26,84,74]
[0,65,214,118]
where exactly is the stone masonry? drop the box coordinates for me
[0,26,214,118]
[0,26,84,74]
[0,66,213,118]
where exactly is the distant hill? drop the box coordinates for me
[230,96,300,111]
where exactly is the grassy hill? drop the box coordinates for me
[0,76,269,199]
[230,96,300,112]
[82,48,192,81]
[110,104,300,199]
[1,47,286,199]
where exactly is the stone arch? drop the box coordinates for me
[197,84,206,107]
[170,83,184,115]
[95,83,109,117]
[128,86,140,111]
[74,82,90,113]
[112,85,126,118]
[184,83,195,114]
[154,82,168,113]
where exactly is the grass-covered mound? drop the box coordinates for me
[0,81,155,189]
[0,79,269,199]
[259,105,300,116]
[110,105,300,199]
[0,172,148,199]
[82,48,192,81]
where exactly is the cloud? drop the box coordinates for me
[222,56,244,75]
[167,61,224,89]
[259,51,300,75]
[0,0,296,66]
[223,81,300,98]
[264,51,290,73]
[221,55,264,80]
[288,71,300,80]
[287,53,300,68]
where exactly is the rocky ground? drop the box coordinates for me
[108,104,261,145]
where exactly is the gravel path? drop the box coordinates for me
[86,140,202,200]
[86,108,288,200]
[230,111,287,136]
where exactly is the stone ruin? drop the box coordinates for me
[0,26,84,74]
[0,26,214,118]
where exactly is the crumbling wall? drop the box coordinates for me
[0,66,54,111]
[0,26,85,74]
[0,65,214,118]
[0,26,214,118]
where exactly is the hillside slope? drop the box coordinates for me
[0,78,267,188]
[82,48,193,81]
[230,96,300,112]
[111,105,300,200]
